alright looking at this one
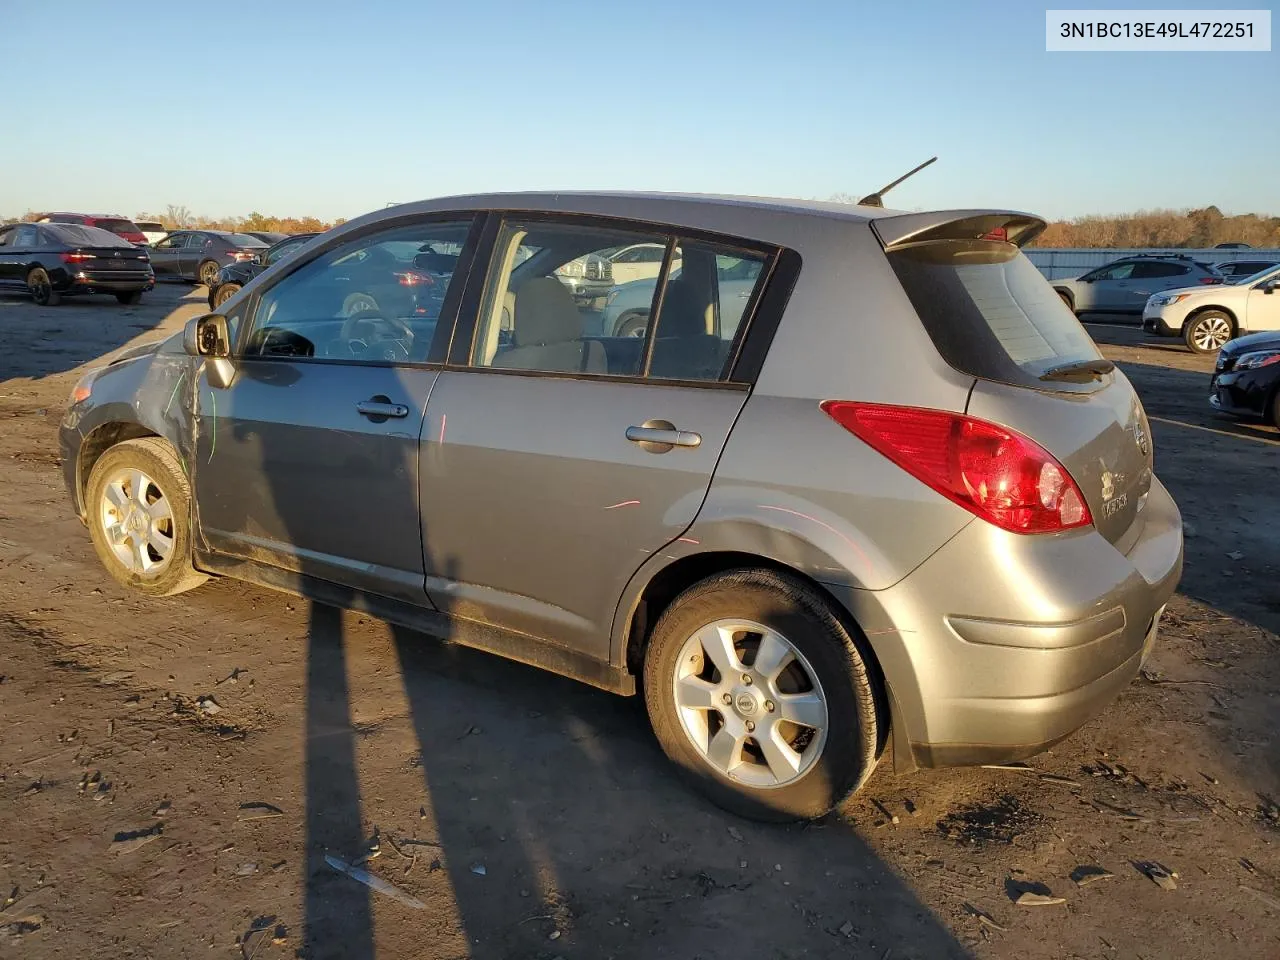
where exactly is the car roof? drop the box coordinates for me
[334,191,1043,254]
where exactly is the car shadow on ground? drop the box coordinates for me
[226,368,976,956]
[0,285,194,386]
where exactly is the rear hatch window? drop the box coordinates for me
[887,237,1103,391]
[95,218,143,235]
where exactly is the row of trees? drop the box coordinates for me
[6,204,343,235]
[1030,206,1280,249]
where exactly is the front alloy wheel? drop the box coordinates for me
[1185,311,1233,354]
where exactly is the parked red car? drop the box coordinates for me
[37,213,148,245]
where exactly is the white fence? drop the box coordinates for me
[1027,248,1280,280]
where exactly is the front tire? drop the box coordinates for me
[197,260,220,287]
[1183,310,1234,354]
[116,290,143,305]
[643,569,881,821]
[27,268,61,306]
[85,438,207,597]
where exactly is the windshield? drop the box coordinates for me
[1232,264,1280,286]
[135,221,165,232]
[888,239,1102,388]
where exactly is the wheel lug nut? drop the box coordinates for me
[745,720,755,732]
[722,693,732,705]
[765,700,775,712]
[742,674,752,685]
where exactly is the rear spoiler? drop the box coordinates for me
[872,210,1047,251]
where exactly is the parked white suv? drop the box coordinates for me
[1143,263,1280,353]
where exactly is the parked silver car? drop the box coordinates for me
[1052,254,1221,314]
[59,193,1182,820]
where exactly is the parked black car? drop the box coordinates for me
[149,230,268,286]
[1209,330,1280,425]
[0,222,154,305]
[208,233,318,309]
[243,231,289,245]
[1216,260,1280,281]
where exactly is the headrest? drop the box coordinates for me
[513,277,581,346]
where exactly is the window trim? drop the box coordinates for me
[229,211,484,369]
[445,210,789,388]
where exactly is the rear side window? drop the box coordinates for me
[1131,261,1188,278]
[888,240,1101,387]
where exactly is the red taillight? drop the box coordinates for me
[60,252,94,263]
[396,270,434,287]
[1199,276,1222,284]
[231,250,256,262]
[981,227,1009,241]
[821,402,1092,534]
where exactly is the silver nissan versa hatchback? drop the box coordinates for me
[59,193,1183,820]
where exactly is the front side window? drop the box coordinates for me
[154,234,184,249]
[1087,262,1136,281]
[243,219,472,364]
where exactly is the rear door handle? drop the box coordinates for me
[356,397,409,420]
[626,419,702,453]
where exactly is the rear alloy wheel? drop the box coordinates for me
[116,290,143,306]
[27,268,60,306]
[197,260,220,287]
[1184,310,1233,354]
[212,282,241,309]
[643,569,881,821]
[85,438,206,596]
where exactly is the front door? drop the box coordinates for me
[192,216,477,601]
[419,216,772,660]
[1244,271,1280,333]
[149,233,186,276]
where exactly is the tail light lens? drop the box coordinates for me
[1199,276,1223,284]
[821,401,1092,534]
[60,252,95,263]
[230,250,257,262]
[396,271,434,287]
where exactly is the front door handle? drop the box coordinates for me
[626,419,702,453]
[356,396,409,421]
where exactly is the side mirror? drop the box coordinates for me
[1263,281,1276,295]
[183,314,237,388]
[184,313,231,357]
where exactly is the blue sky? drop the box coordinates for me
[2,0,1275,222]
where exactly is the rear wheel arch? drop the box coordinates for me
[1054,286,1075,311]
[621,550,891,750]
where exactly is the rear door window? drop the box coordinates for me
[888,239,1103,388]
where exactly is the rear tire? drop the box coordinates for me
[643,568,881,822]
[211,282,241,309]
[27,268,60,306]
[197,260,220,287]
[1056,289,1075,313]
[1183,310,1234,354]
[116,290,143,305]
[85,438,207,597]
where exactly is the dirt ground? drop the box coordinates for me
[1,285,1277,960]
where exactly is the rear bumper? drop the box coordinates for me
[66,273,154,294]
[828,476,1183,768]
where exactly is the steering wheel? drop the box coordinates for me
[338,306,414,361]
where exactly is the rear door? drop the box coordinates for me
[192,216,477,601]
[881,220,1152,545]
[179,232,213,279]
[419,215,774,661]
[1128,260,1193,309]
